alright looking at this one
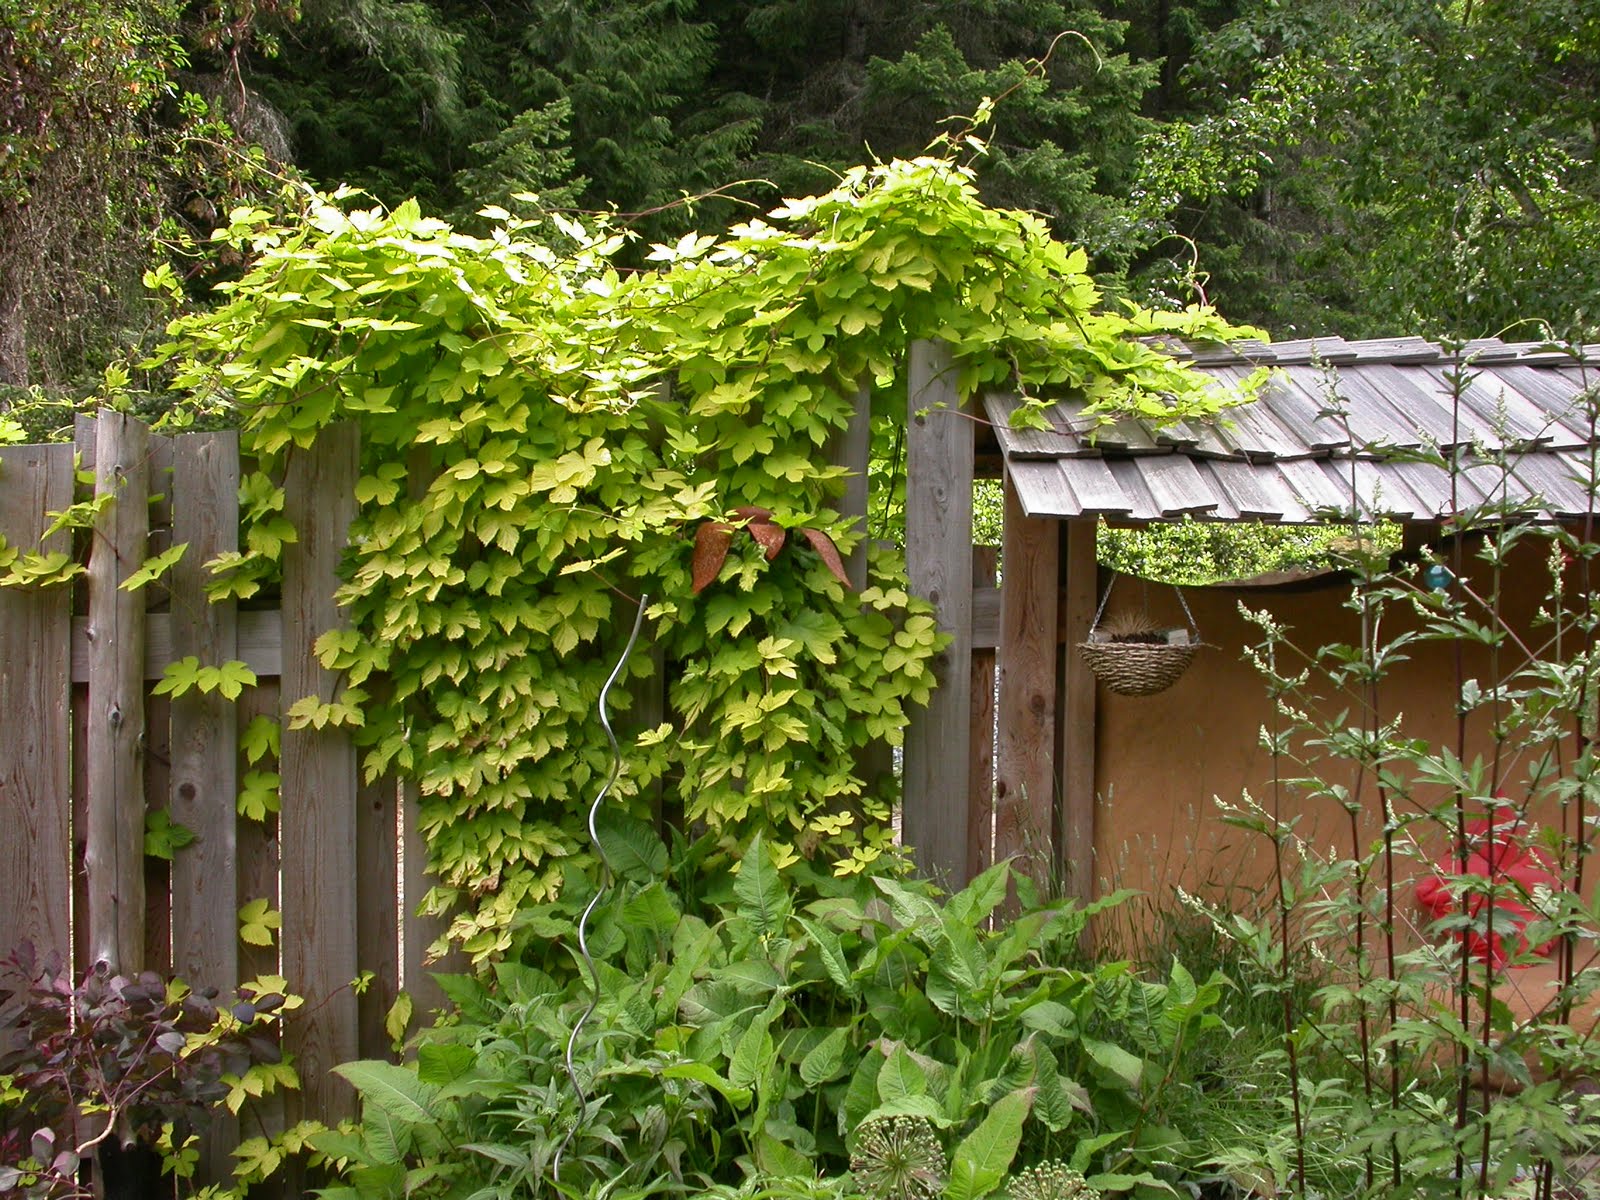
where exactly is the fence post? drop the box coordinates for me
[967,546,998,882]
[903,340,973,887]
[85,413,149,973]
[281,424,360,1125]
[0,441,74,965]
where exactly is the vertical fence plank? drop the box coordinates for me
[357,775,400,1060]
[233,680,281,1182]
[71,686,89,975]
[967,547,998,881]
[402,781,453,1018]
[143,693,172,974]
[903,340,974,887]
[280,424,360,1125]
[0,442,74,965]
[169,431,240,994]
[995,468,1059,898]
[400,445,455,1019]
[85,413,149,973]
[1058,520,1098,905]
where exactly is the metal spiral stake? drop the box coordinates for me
[553,593,650,1186]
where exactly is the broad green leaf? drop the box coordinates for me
[796,916,858,997]
[332,1061,441,1127]
[1083,1038,1145,1090]
[798,1025,851,1086]
[416,1043,475,1086]
[877,1044,928,1102]
[944,1087,1033,1200]
[734,831,790,936]
[945,858,1011,926]
[595,810,668,882]
[383,993,413,1047]
[660,1061,752,1107]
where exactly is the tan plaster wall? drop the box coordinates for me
[1090,535,1576,922]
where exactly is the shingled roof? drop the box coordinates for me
[988,336,1600,525]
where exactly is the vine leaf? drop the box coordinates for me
[691,522,734,594]
[800,527,853,590]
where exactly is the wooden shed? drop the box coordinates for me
[899,335,1600,899]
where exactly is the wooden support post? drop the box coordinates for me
[356,776,400,1060]
[967,547,998,881]
[1058,520,1098,904]
[995,468,1058,898]
[903,340,973,887]
[170,431,240,993]
[401,781,453,1018]
[0,442,74,966]
[85,413,149,973]
[831,383,873,590]
[281,424,360,1125]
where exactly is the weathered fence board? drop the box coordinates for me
[401,779,450,1015]
[280,424,361,1124]
[0,442,74,965]
[357,775,401,1060]
[84,412,150,972]
[169,430,241,994]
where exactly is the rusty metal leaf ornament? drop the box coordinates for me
[801,527,853,590]
[691,522,734,594]
[690,507,850,593]
[746,518,787,561]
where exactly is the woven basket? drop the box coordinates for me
[1078,631,1199,697]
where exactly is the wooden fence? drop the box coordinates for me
[0,416,448,1136]
[0,343,1073,1139]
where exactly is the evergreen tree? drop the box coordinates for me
[1137,0,1600,337]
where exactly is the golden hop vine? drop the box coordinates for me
[152,143,1261,958]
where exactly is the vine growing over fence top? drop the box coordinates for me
[145,141,1262,957]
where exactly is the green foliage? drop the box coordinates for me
[1098,516,1399,585]
[0,0,280,392]
[320,849,1228,1198]
[156,142,1259,955]
[1137,0,1600,337]
[142,809,197,860]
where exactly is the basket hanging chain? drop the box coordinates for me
[1089,570,1201,638]
[1173,582,1200,638]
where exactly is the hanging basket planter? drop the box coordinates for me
[1078,576,1204,697]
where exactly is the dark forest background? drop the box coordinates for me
[2,0,1596,394]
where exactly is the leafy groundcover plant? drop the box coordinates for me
[314,832,1231,1200]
